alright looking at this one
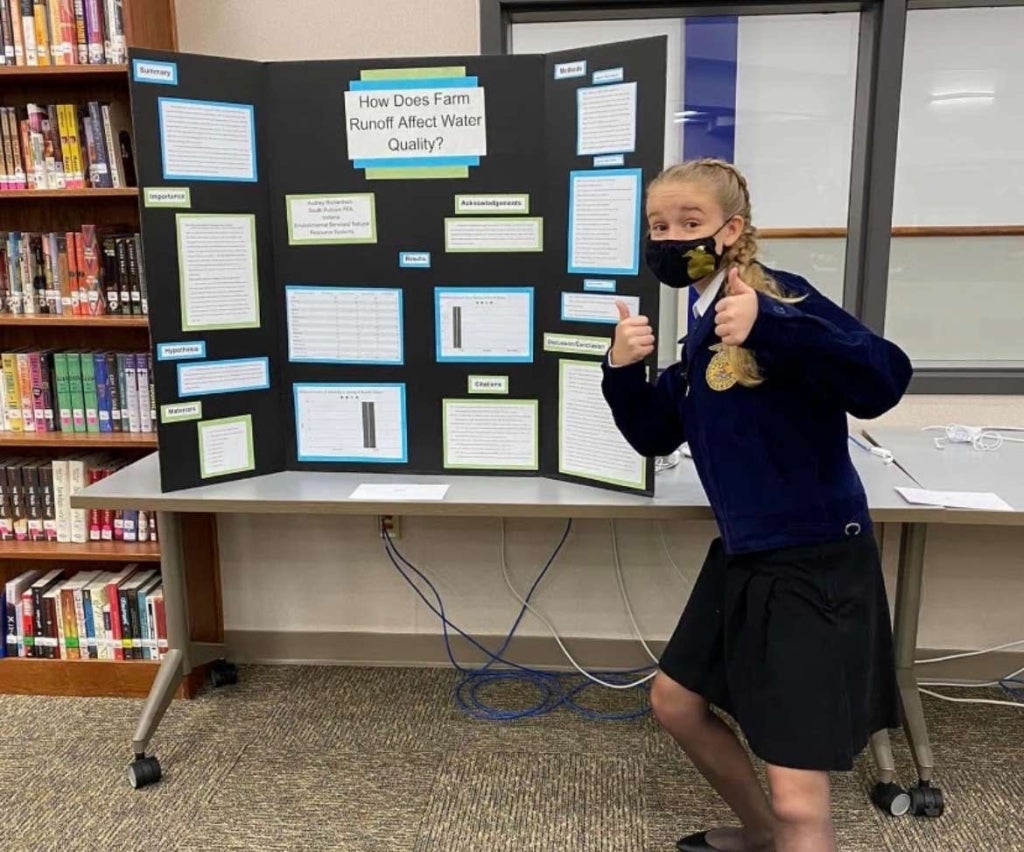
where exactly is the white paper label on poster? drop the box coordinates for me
[177,358,270,397]
[443,399,539,470]
[285,194,376,244]
[159,97,257,181]
[454,194,530,215]
[294,383,407,463]
[343,86,487,160]
[467,375,510,394]
[559,360,645,489]
[286,287,403,365]
[445,217,543,253]
[554,60,587,80]
[435,288,533,362]
[177,214,260,331]
[577,82,637,156]
[568,170,641,275]
[542,334,611,357]
[562,292,639,325]
[198,415,255,479]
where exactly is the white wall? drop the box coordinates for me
[174,0,480,60]
[177,1,1024,659]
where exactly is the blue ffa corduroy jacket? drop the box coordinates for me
[601,267,913,555]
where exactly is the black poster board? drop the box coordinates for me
[127,39,667,494]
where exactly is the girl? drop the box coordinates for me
[602,159,911,852]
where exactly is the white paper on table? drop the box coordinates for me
[349,483,449,501]
[895,487,1013,511]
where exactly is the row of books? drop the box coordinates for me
[1,228,148,315]
[0,0,126,67]
[0,101,135,190]
[1,454,158,543]
[2,565,167,661]
[1,349,155,434]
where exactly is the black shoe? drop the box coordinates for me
[676,832,715,852]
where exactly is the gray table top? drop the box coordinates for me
[865,426,1024,520]
[71,442,943,522]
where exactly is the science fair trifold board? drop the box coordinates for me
[127,38,667,494]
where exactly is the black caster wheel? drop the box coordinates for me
[127,755,162,790]
[872,781,912,817]
[909,781,945,818]
[209,659,238,688]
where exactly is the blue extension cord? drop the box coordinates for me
[381,521,654,722]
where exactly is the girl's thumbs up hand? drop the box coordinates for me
[610,299,655,367]
[714,267,758,346]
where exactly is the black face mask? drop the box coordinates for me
[644,219,732,289]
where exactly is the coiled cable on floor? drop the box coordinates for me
[381,522,652,722]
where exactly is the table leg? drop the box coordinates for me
[868,523,911,816]
[126,511,189,790]
[892,522,944,817]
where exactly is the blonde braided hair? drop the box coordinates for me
[649,158,797,387]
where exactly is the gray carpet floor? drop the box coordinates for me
[1,665,1022,851]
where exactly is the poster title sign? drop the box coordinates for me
[343,79,487,159]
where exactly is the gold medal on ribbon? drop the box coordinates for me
[705,343,738,392]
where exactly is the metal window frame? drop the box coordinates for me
[482,0,1024,394]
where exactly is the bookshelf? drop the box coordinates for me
[0,187,139,199]
[0,431,157,447]
[0,540,160,560]
[0,63,131,81]
[1,0,219,699]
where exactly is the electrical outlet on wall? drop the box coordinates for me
[379,515,400,539]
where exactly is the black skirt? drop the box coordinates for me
[659,532,900,771]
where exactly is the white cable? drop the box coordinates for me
[919,661,1024,691]
[848,433,894,464]
[916,638,1024,665]
[919,688,1024,710]
[498,519,656,690]
[655,450,680,472]
[657,521,692,588]
[609,521,660,664]
[924,423,1024,452]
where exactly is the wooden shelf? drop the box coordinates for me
[0,432,157,448]
[0,64,129,82]
[0,188,138,200]
[0,540,160,561]
[0,657,207,698]
[0,314,149,327]
[0,0,190,703]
